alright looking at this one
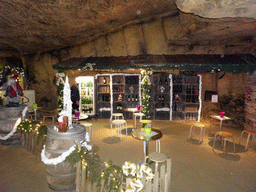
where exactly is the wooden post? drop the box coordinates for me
[81,159,86,191]
[76,143,82,191]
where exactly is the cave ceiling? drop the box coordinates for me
[0,0,256,58]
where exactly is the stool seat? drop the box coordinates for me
[140,120,152,124]
[112,120,126,125]
[193,123,205,128]
[148,152,167,162]
[239,130,256,150]
[134,113,144,117]
[213,131,235,153]
[111,113,123,117]
[215,131,233,137]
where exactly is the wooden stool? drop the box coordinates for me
[83,123,93,139]
[213,131,236,153]
[140,120,152,128]
[189,123,206,143]
[134,112,144,129]
[144,152,167,173]
[239,130,256,150]
[111,120,127,140]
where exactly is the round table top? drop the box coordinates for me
[72,114,88,120]
[132,128,162,141]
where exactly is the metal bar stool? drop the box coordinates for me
[110,119,127,140]
[134,112,144,129]
[213,131,236,153]
[110,113,124,128]
[140,120,152,128]
[144,152,167,173]
[239,130,256,150]
[189,123,206,143]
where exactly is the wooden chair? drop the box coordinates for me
[39,109,58,125]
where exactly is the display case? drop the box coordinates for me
[78,76,95,115]
[151,73,170,120]
[96,75,111,118]
[171,74,201,121]
[95,74,141,118]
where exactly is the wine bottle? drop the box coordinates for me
[127,76,131,84]
[132,95,135,102]
[165,78,168,85]
[135,94,138,102]
[133,76,136,84]
[103,77,106,84]
[159,78,162,85]
[162,95,164,102]
[159,95,161,102]
[128,95,131,102]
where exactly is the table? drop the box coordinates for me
[210,115,231,131]
[72,114,88,124]
[132,128,162,159]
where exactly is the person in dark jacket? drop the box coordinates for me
[71,84,80,114]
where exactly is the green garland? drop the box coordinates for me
[16,119,48,143]
[141,70,152,119]
[65,145,123,191]
[0,64,26,81]
[53,63,256,74]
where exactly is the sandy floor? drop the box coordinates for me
[1,118,256,192]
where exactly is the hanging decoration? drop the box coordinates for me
[141,70,152,119]
[160,85,165,93]
[41,132,92,165]
[0,65,26,82]
[56,73,65,108]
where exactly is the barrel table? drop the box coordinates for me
[0,105,26,145]
[44,124,86,191]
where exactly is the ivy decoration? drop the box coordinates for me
[16,119,48,143]
[141,70,153,119]
[0,64,26,82]
[56,73,65,108]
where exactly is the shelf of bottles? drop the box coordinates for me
[78,76,95,115]
[153,74,170,120]
[125,75,140,108]
[97,75,111,118]
[172,75,200,121]
[112,75,125,113]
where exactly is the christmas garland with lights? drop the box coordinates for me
[0,64,25,82]
[141,70,152,119]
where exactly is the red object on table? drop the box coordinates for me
[219,112,225,118]
[136,105,141,111]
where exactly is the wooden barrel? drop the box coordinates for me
[0,105,26,145]
[44,124,86,191]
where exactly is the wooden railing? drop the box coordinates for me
[21,131,44,158]
[76,158,171,192]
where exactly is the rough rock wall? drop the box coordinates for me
[23,53,58,109]
[24,13,249,111]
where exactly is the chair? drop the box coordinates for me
[83,123,93,139]
[111,119,127,140]
[239,130,256,150]
[189,123,206,143]
[134,112,144,129]
[40,109,58,125]
[144,152,167,173]
[213,131,236,153]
